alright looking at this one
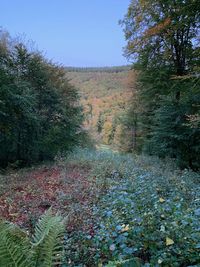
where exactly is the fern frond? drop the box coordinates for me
[32,209,54,246]
[0,220,32,267]
[31,209,66,267]
[0,210,66,267]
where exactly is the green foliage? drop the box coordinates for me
[62,149,200,266]
[121,0,200,169]
[121,0,200,70]
[97,112,105,133]
[106,258,141,267]
[0,30,85,167]
[0,148,199,266]
[137,70,200,169]
[147,78,200,169]
[0,209,65,267]
[0,221,31,267]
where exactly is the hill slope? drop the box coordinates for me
[66,66,133,145]
[0,148,199,266]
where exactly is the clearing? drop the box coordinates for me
[0,149,199,266]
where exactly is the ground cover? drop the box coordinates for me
[0,149,199,266]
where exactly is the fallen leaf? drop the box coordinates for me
[159,197,165,203]
[166,237,174,246]
[121,224,129,232]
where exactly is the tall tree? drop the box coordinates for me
[0,30,85,167]
[121,0,200,69]
[121,0,200,169]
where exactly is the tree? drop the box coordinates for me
[102,121,114,145]
[121,0,200,97]
[0,30,85,167]
[97,112,105,133]
[121,1,200,66]
[121,1,200,169]
[117,70,142,152]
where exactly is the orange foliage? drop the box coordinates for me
[67,69,136,144]
[144,18,171,37]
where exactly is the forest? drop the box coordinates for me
[0,0,200,266]
[66,67,133,146]
[0,30,87,168]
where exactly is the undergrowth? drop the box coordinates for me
[62,148,200,266]
[0,148,199,266]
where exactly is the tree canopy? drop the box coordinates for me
[121,0,200,169]
[0,30,85,167]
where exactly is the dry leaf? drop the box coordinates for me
[159,197,165,203]
[166,237,174,246]
[121,224,129,232]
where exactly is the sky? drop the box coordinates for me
[1,0,131,67]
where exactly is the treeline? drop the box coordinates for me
[0,30,85,168]
[65,65,131,73]
[120,0,200,170]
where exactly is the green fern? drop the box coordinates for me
[0,221,32,267]
[0,210,66,267]
[32,209,66,267]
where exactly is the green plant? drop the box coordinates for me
[63,149,200,266]
[0,30,86,168]
[0,209,66,267]
[106,258,141,267]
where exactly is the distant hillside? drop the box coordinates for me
[65,65,131,73]
[66,66,134,145]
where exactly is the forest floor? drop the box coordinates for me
[0,148,199,266]
[0,160,99,234]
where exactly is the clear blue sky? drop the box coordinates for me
[1,0,130,67]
